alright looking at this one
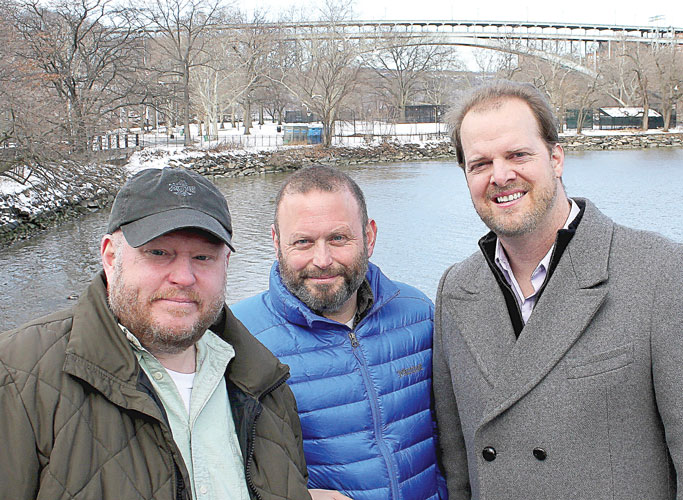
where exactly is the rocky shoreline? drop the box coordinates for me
[561,132,683,150]
[1,133,681,248]
[0,162,128,248]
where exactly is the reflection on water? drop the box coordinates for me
[1,148,682,330]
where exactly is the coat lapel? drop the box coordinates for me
[477,199,614,426]
[443,259,517,388]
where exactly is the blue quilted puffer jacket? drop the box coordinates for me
[231,262,447,500]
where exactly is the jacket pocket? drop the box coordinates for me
[565,342,633,379]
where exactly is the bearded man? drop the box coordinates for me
[0,167,310,500]
[231,165,446,500]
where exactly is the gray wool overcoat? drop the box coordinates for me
[434,198,683,500]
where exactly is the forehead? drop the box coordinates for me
[277,188,363,232]
[460,98,542,152]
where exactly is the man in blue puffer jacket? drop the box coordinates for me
[231,165,447,500]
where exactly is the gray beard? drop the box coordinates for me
[278,248,368,315]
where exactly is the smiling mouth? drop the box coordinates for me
[307,275,339,282]
[495,192,524,204]
[151,290,200,306]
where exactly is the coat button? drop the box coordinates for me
[533,447,547,461]
[482,447,497,462]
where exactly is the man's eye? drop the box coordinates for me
[294,239,310,245]
[148,249,166,256]
[194,255,211,261]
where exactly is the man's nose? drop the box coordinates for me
[311,241,333,269]
[491,159,516,186]
[168,256,197,287]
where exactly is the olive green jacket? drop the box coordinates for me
[0,272,311,500]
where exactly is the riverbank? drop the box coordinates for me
[562,132,683,150]
[2,132,682,248]
[0,162,128,248]
[161,140,456,177]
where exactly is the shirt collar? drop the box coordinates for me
[121,323,148,353]
[494,198,581,286]
[121,323,235,372]
[353,278,374,328]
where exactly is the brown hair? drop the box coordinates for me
[448,80,559,168]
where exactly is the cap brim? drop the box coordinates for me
[120,208,235,251]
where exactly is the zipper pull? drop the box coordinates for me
[348,331,360,348]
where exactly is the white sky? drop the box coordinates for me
[242,0,683,27]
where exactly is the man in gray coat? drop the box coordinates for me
[434,80,683,499]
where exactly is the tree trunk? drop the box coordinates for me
[243,99,252,135]
[662,101,672,131]
[183,63,192,146]
[323,111,335,147]
[642,96,649,131]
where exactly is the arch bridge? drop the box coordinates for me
[220,19,683,76]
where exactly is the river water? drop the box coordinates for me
[1,148,682,330]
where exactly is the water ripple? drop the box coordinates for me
[2,150,681,330]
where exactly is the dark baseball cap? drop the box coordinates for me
[107,167,235,251]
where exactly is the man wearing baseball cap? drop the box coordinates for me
[0,167,311,500]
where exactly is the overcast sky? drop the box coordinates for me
[242,0,683,27]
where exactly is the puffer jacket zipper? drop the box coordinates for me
[347,328,401,499]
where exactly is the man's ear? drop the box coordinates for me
[101,234,117,283]
[550,143,565,178]
[271,224,280,256]
[365,219,378,258]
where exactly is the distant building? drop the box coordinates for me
[565,109,593,130]
[598,107,664,129]
[284,110,319,123]
[403,105,448,123]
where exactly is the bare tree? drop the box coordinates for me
[623,43,654,130]
[651,40,683,131]
[275,0,363,147]
[254,78,292,125]
[11,0,143,156]
[228,9,277,135]
[568,72,604,134]
[517,52,576,131]
[599,41,635,107]
[422,70,463,130]
[366,31,457,122]
[598,39,653,129]
[191,54,223,138]
[472,38,522,80]
[134,0,225,145]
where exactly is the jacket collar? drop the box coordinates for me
[63,272,161,416]
[267,260,399,328]
[211,307,290,400]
